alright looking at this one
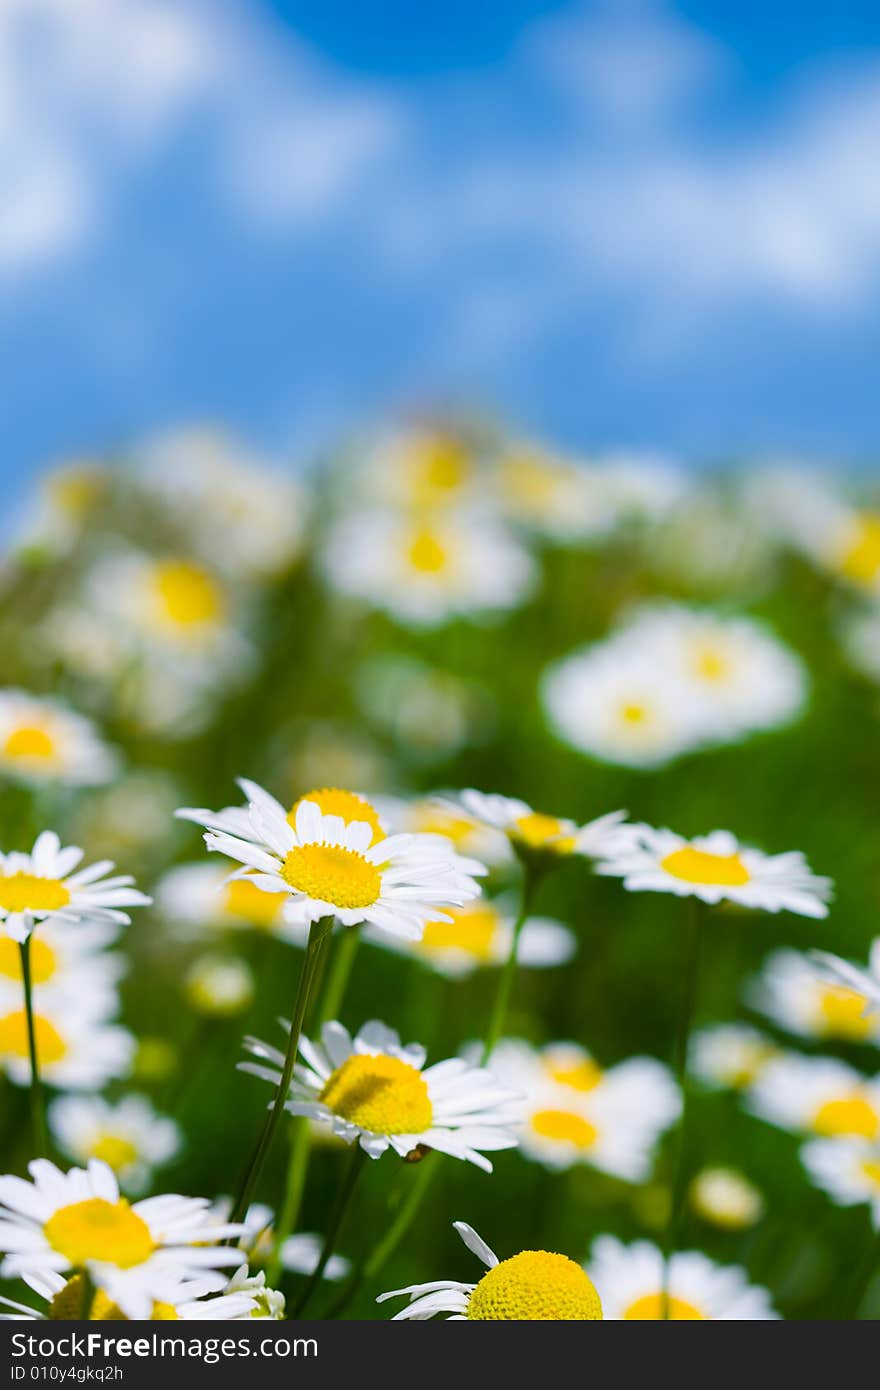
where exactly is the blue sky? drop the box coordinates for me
[2,0,880,497]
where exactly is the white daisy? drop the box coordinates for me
[378,1220,603,1320]
[344,427,480,512]
[594,450,688,524]
[487,1039,679,1181]
[0,692,118,789]
[48,1095,181,1195]
[689,1168,764,1230]
[154,861,305,945]
[493,445,616,543]
[0,920,125,1015]
[0,831,151,944]
[376,795,511,868]
[13,461,109,554]
[0,1159,245,1320]
[364,895,575,979]
[185,955,255,1017]
[0,999,134,1091]
[241,1019,522,1171]
[689,1023,780,1091]
[595,824,831,918]
[0,1269,260,1321]
[809,942,880,1018]
[177,780,485,941]
[801,1137,880,1228]
[441,789,633,862]
[747,1055,880,1140]
[320,508,536,628]
[748,948,880,1045]
[586,1236,778,1319]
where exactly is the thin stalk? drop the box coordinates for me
[314,926,360,1030]
[293,1143,367,1317]
[480,863,540,1065]
[229,916,334,1226]
[19,937,47,1156]
[266,1118,311,1287]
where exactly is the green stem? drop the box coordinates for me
[229,916,334,1226]
[314,926,360,1030]
[849,1225,880,1318]
[661,897,705,1318]
[480,864,540,1065]
[293,1143,367,1317]
[19,937,47,1156]
[266,1117,311,1287]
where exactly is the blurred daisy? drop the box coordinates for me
[0,1269,261,1321]
[378,1220,603,1320]
[0,1159,245,1320]
[689,1168,764,1231]
[280,1233,350,1283]
[824,509,880,594]
[586,1237,777,1319]
[178,781,484,941]
[241,1019,521,1170]
[48,1095,181,1195]
[0,692,117,789]
[488,1039,680,1180]
[320,508,536,628]
[207,1199,350,1282]
[365,896,575,979]
[442,789,632,863]
[377,796,510,868]
[801,1137,880,1228]
[0,1000,134,1090]
[351,427,479,511]
[594,450,688,524]
[493,445,615,543]
[810,942,880,1018]
[748,948,880,1045]
[15,461,109,553]
[748,1055,880,1139]
[185,955,255,1017]
[155,861,302,944]
[690,1024,779,1091]
[0,831,151,943]
[595,825,831,918]
[0,919,124,1011]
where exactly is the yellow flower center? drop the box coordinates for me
[44,1198,155,1269]
[0,1010,67,1063]
[419,904,500,963]
[817,985,872,1040]
[660,846,750,887]
[620,702,649,725]
[411,436,470,499]
[545,1057,603,1093]
[530,1108,598,1149]
[49,1275,178,1319]
[514,812,575,854]
[467,1251,602,1320]
[0,872,70,914]
[692,645,730,683]
[281,843,381,910]
[288,789,385,846]
[153,561,224,628]
[319,1053,433,1134]
[407,529,450,574]
[412,809,477,846]
[623,1293,706,1320]
[0,934,56,983]
[3,726,58,762]
[89,1135,140,1172]
[837,514,880,585]
[813,1094,880,1139]
[223,876,285,927]
[860,1159,880,1189]
[501,456,558,507]
[46,467,103,519]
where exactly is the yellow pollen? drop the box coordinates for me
[153,560,224,627]
[0,872,70,914]
[860,1159,880,1189]
[514,812,575,854]
[44,1198,155,1269]
[813,1094,880,1139]
[620,702,648,725]
[837,514,880,585]
[288,788,385,846]
[692,646,730,682]
[223,876,285,928]
[545,1057,603,1093]
[281,843,381,910]
[419,904,500,962]
[407,529,449,574]
[817,985,872,1040]
[530,1108,598,1149]
[411,436,470,498]
[0,935,57,983]
[3,726,58,762]
[467,1250,602,1320]
[661,846,750,887]
[89,1135,140,1172]
[0,1010,67,1064]
[319,1053,433,1134]
[624,1293,706,1320]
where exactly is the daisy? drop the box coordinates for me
[689,1168,764,1230]
[0,920,125,1013]
[154,861,303,944]
[185,955,255,1017]
[586,1237,778,1319]
[280,1233,351,1283]
[747,1056,880,1140]
[48,1095,181,1195]
[0,1159,245,1320]
[0,692,118,789]
[801,1137,880,1228]
[241,1020,522,1170]
[493,445,616,543]
[595,824,831,918]
[441,789,633,863]
[85,548,242,659]
[748,948,880,1045]
[14,461,109,554]
[0,831,151,944]
[689,1024,780,1091]
[378,1220,603,1320]
[810,942,880,1018]
[487,1039,679,1180]
[376,796,511,868]
[177,780,485,941]
[594,450,688,524]
[206,1200,350,1282]
[0,1269,260,1321]
[364,896,575,979]
[320,508,536,628]
[824,508,880,594]
[347,427,480,512]
[0,1000,134,1091]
